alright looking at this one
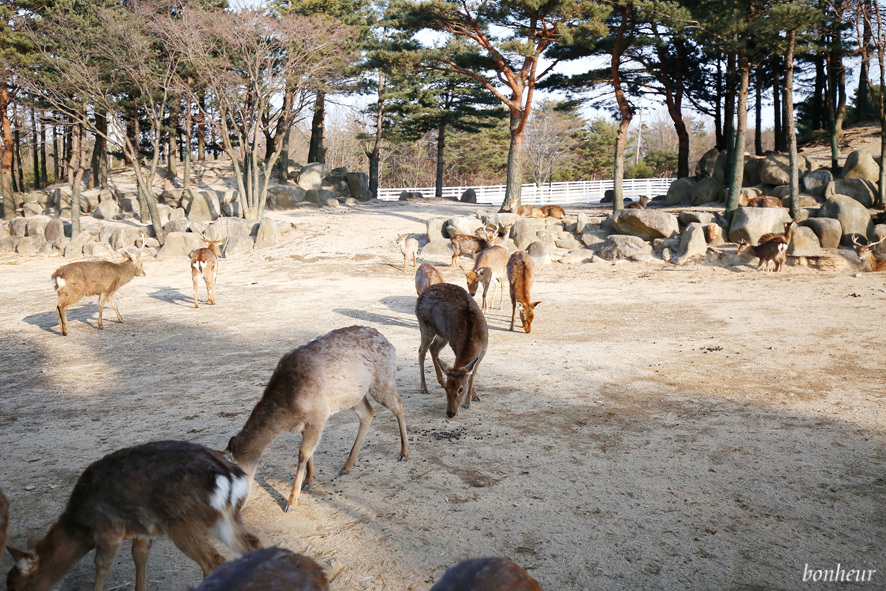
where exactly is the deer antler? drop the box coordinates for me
[852,235,863,247]
[869,235,886,248]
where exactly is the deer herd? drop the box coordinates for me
[5,197,886,590]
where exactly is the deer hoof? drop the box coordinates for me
[472,394,480,402]
[420,387,429,394]
[461,403,471,409]
[301,483,311,491]
[338,468,350,476]
[399,455,407,462]
[283,504,294,513]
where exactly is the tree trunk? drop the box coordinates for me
[726,57,750,212]
[714,59,724,150]
[613,115,630,211]
[40,111,48,186]
[0,79,14,218]
[826,51,840,171]
[307,91,326,164]
[813,54,826,131]
[183,94,192,191]
[68,119,83,235]
[368,73,385,199]
[785,30,800,220]
[772,68,783,152]
[876,4,886,208]
[53,120,60,182]
[197,88,206,162]
[435,122,446,199]
[92,110,108,190]
[755,69,763,155]
[610,7,633,211]
[502,107,526,211]
[14,104,24,192]
[31,108,41,189]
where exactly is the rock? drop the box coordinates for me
[826,179,877,208]
[168,207,186,222]
[23,190,49,206]
[216,189,239,205]
[689,177,726,205]
[223,235,254,256]
[818,194,873,245]
[160,189,184,207]
[787,225,821,256]
[205,217,257,241]
[841,150,880,182]
[695,148,720,179]
[598,235,653,261]
[78,190,101,213]
[527,240,556,265]
[420,239,454,260]
[705,223,725,246]
[25,217,50,238]
[678,211,716,226]
[728,206,792,244]
[344,198,359,207]
[119,195,139,213]
[425,218,448,240]
[802,169,833,198]
[185,191,221,222]
[23,202,44,217]
[580,230,609,250]
[254,217,279,249]
[482,212,522,229]
[9,218,28,236]
[222,202,243,217]
[399,191,424,200]
[297,163,330,192]
[743,156,766,186]
[800,218,842,249]
[83,241,116,258]
[44,218,65,242]
[154,203,173,228]
[39,240,56,253]
[611,210,679,241]
[713,150,730,184]
[780,193,820,209]
[110,227,142,250]
[0,223,8,239]
[346,173,372,201]
[672,223,708,265]
[759,153,812,186]
[445,216,483,238]
[305,189,338,206]
[65,230,95,258]
[157,231,206,258]
[558,249,595,264]
[164,218,192,234]
[575,212,591,234]
[92,200,120,220]
[0,236,21,252]
[461,189,477,203]
[15,236,42,254]
[267,185,306,209]
[555,236,581,249]
[665,177,697,206]
[601,189,615,204]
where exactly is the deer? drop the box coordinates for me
[736,238,788,271]
[516,205,545,218]
[474,225,496,242]
[449,234,489,267]
[5,441,262,591]
[0,487,8,557]
[396,234,419,271]
[507,251,540,333]
[758,222,794,246]
[51,241,146,336]
[226,326,409,513]
[430,557,543,591]
[746,195,783,208]
[190,235,223,309]
[462,245,509,312]
[540,205,565,218]
[851,235,886,271]
[195,547,328,591]
[415,283,488,418]
[626,195,650,210]
[415,263,445,296]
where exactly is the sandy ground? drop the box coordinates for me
[1,199,885,591]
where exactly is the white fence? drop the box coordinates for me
[376,178,675,205]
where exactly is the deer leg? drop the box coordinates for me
[97,294,108,329]
[496,277,504,309]
[341,397,375,475]
[468,360,481,404]
[205,271,216,305]
[403,254,408,272]
[228,515,262,554]
[450,246,458,267]
[131,538,152,591]
[429,336,448,389]
[481,280,490,312]
[510,289,517,331]
[57,302,68,336]
[286,422,325,511]
[412,252,417,267]
[192,268,200,308]
[370,381,409,462]
[418,327,436,393]
[303,457,315,490]
[168,522,226,577]
[93,540,123,591]
[108,294,124,324]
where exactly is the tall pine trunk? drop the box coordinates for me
[435,122,446,199]
[92,111,108,190]
[727,56,750,212]
[502,107,526,211]
[307,91,326,164]
[813,55,826,131]
[610,6,632,211]
[785,30,801,220]
[368,72,385,199]
[755,69,763,155]
[31,108,41,189]
[0,79,14,218]
[40,111,48,186]
[772,69,783,152]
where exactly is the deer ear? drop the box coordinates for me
[461,357,480,373]
[7,546,37,573]
[438,359,451,373]
[530,301,541,309]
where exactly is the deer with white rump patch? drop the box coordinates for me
[226,326,409,513]
[51,241,146,335]
[416,283,488,417]
[415,262,444,296]
[736,238,788,271]
[462,245,509,312]
[190,235,223,308]
[397,234,419,271]
[5,441,261,591]
[851,235,886,271]
[507,251,540,333]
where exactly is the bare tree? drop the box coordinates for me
[524,100,580,187]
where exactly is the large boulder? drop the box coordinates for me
[527,240,556,265]
[825,179,877,208]
[254,217,279,249]
[800,217,842,249]
[780,193,820,209]
[743,156,766,186]
[222,202,243,218]
[445,216,483,238]
[759,153,812,186]
[817,194,873,245]
[841,150,880,182]
[512,218,546,249]
[205,217,256,241]
[598,235,653,261]
[0,236,21,252]
[44,218,66,242]
[346,173,372,201]
[110,227,143,250]
[92,199,120,220]
[580,230,608,250]
[460,189,477,203]
[427,218,448,240]
[160,189,184,208]
[9,218,27,236]
[267,185,305,209]
[16,235,43,254]
[689,177,726,205]
[78,190,101,214]
[217,189,239,205]
[297,163,330,192]
[728,206,792,244]
[185,191,221,222]
[802,170,833,198]
[305,189,338,206]
[665,177,697,206]
[787,225,821,256]
[695,148,720,179]
[672,223,708,265]
[82,241,116,258]
[420,239,454,260]
[223,235,255,256]
[22,201,44,217]
[25,216,50,238]
[713,150,730,185]
[164,218,192,234]
[678,211,717,226]
[157,231,206,258]
[611,209,679,241]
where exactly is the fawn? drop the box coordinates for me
[463,245,509,312]
[226,326,409,512]
[397,234,419,271]
[507,251,540,333]
[430,557,543,591]
[450,235,488,267]
[737,239,788,271]
[758,222,794,246]
[626,195,650,209]
[195,547,328,591]
[415,263,445,296]
[190,236,223,308]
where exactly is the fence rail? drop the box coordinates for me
[376,178,676,205]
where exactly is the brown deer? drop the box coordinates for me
[190,235,223,308]
[430,557,543,591]
[0,487,8,558]
[626,195,650,209]
[462,245,509,312]
[226,326,409,512]
[516,205,545,218]
[5,441,261,591]
[415,263,445,296]
[495,223,513,244]
[746,195,783,208]
[415,283,488,417]
[51,242,146,336]
[474,225,496,242]
[195,547,328,591]
[851,236,886,271]
[758,222,794,246]
[449,235,489,267]
[507,252,540,333]
[540,205,565,218]
[396,234,419,271]
[736,238,789,271]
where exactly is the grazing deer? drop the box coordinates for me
[758,222,794,246]
[746,195,783,208]
[51,242,146,336]
[430,557,543,591]
[474,226,496,242]
[626,195,650,209]
[540,205,565,218]
[516,205,545,218]
[226,326,409,512]
[0,487,8,557]
[415,263,445,296]
[449,235,489,267]
[195,547,328,591]
[462,245,509,312]
[5,441,261,591]
[736,238,788,271]
[396,234,419,271]
[851,236,886,271]
[190,235,223,308]
[415,283,488,417]
[507,252,540,333]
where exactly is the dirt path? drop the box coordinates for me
[1,200,884,590]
